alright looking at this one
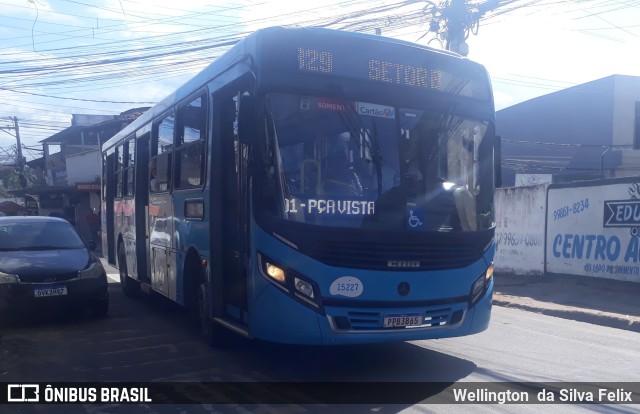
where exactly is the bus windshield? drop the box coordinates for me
[261,93,494,232]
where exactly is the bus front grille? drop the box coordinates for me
[312,240,482,270]
[346,311,380,330]
[335,306,463,332]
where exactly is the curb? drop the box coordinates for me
[493,298,640,333]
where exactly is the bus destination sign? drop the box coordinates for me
[296,47,488,100]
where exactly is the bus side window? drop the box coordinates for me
[153,153,172,192]
[115,143,124,198]
[125,137,135,197]
[150,114,175,193]
[176,95,206,189]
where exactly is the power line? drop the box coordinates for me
[2,0,628,147]
[0,88,157,104]
[1,0,388,144]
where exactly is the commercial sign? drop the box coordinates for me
[24,195,39,211]
[603,198,640,229]
[546,181,640,282]
[75,182,100,191]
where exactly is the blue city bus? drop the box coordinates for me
[101,26,498,346]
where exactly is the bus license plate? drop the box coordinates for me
[383,313,422,328]
[34,286,68,297]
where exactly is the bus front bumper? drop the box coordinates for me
[251,279,493,345]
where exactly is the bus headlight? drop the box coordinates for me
[294,277,314,299]
[471,275,484,298]
[293,276,321,310]
[485,263,494,284]
[266,262,286,283]
[470,263,493,306]
[259,254,288,290]
[258,253,323,313]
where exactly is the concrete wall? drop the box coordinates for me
[495,184,547,276]
[515,174,552,187]
[72,114,115,127]
[66,150,100,185]
[495,177,640,283]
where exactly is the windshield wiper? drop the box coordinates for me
[263,98,291,208]
[369,120,383,196]
[428,102,460,161]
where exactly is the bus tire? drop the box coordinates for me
[196,280,230,347]
[118,243,140,298]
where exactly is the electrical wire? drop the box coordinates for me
[1,0,634,154]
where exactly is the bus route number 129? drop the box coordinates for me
[298,48,333,73]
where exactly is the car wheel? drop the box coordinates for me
[118,243,139,298]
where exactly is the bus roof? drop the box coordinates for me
[102,26,483,152]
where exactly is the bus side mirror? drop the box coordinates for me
[238,94,256,145]
[494,135,502,188]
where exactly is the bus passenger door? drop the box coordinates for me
[136,132,151,283]
[103,152,116,265]
[148,114,175,298]
[211,84,250,321]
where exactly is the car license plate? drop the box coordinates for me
[33,286,68,297]
[383,313,422,328]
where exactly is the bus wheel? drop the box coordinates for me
[196,281,229,347]
[118,243,140,298]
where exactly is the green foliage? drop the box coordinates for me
[0,166,42,196]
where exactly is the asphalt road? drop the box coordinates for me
[1,270,638,414]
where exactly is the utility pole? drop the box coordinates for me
[13,117,26,188]
[0,116,27,188]
[445,0,469,56]
[428,0,501,56]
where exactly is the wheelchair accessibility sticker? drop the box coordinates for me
[406,209,425,229]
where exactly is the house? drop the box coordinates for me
[0,200,26,216]
[496,74,640,186]
[11,108,148,241]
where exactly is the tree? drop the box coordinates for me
[0,166,42,196]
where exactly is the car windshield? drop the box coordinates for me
[259,93,495,232]
[0,221,85,250]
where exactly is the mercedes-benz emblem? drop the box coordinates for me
[397,282,410,296]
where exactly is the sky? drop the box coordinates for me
[1,0,639,162]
